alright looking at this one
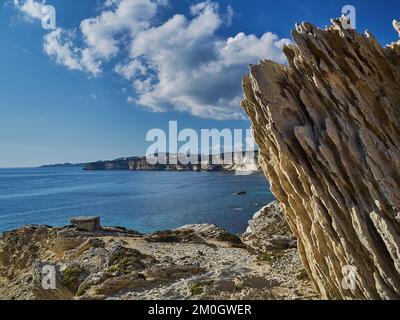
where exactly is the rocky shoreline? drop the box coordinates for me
[0,202,317,300]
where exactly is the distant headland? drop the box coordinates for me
[41,151,261,173]
[40,163,86,168]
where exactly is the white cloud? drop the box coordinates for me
[133,78,153,94]
[103,0,119,7]
[224,5,234,26]
[43,29,102,76]
[114,60,147,79]
[13,0,290,120]
[13,0,44,21]
[80,0,166,59]
[43,29,82,72]
[20,0,43,19]
[128,1,289,119]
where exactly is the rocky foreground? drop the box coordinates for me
[242,19,400,299]
[0,202,317,300]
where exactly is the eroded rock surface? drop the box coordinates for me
[242,201,297,251]
[0,221,316,300]
[242,19,400,299]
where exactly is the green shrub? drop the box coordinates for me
[108,247,147,274]
[257,250,284,263]
[147,231,180,243]
[189,280,214,296]
[217,232,242,243]
[61,266,84,291]
[76,283,91,297]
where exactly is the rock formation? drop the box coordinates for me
[0,220,316,300]
[242,201,297,251]
[242,19,400,299]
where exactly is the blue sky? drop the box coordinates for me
[0,0,399,167]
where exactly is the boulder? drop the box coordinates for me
[242,201,296,251]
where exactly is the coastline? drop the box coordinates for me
[0,167,271,235]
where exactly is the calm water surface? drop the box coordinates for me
[0,167,274,234]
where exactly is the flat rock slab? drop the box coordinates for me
[70,216,101,231]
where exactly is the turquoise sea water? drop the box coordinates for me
[0,167,274,234]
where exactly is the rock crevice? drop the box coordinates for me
[242,19,400,299]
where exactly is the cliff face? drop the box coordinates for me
[84,152,260,172]
[242,20,400,299]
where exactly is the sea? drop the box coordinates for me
[0,167,274,234]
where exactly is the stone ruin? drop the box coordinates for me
[70,216,101,231]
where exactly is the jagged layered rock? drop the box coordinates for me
[242,19,400,299]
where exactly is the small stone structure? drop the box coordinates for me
[70,216,101,231]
